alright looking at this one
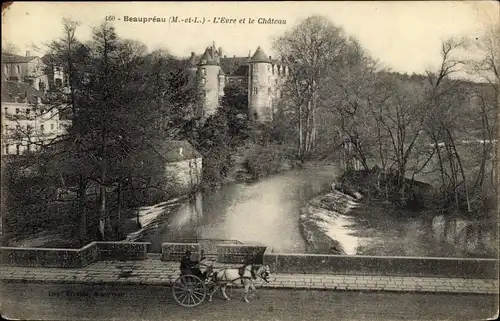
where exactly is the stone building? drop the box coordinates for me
[163,140,203,193]
[1,80,70,156]
[1,52,65,92]
[187,42,289,122]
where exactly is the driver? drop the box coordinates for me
[179,250,206,279]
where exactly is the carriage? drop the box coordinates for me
[170,237,270,307]
[171,261,216,307]
[171,257,271,307]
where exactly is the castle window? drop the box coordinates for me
[15,108,20,114]
[253,65,258,72]
[40,124,44,132]
[5,144,9,154]
[253,87,258,95]
[16,144,20,155]
[253,112,258,120]
[16,65,20,73]
[26,109,30,115]
[4,107,8,114]
[51,123,55,130]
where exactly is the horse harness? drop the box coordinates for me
[212,265,258,285]
[238,265,258,280]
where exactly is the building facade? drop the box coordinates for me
[1,52,65,92]
[1,81,69,156]
[188,42,289,122]
[1,52,69,156]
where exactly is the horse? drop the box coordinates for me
[207,264,271,303]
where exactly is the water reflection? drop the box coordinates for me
[430,215,496,257]
[139,164,496,258]
[140,166,337,253]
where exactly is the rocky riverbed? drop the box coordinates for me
[300,187,497,258]
[300,190,367,255]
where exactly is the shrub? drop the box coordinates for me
[245,145,290,178]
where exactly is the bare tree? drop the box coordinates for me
[2,40,20,54]
[273,15,349,161]
[424,37,472,212]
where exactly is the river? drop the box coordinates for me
[138,164,497,258]
[139,164,337,253]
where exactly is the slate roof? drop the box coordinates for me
[41,54,56,65]
[250,46,271,63]
[219,57,249,76]
[1,80,45,103]
[198,47,220,66]
[1,53,38,64]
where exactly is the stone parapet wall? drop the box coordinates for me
[80,242,99,266]
[0,247,83,268]
[217,244,267,264]
[264,252,499,279]
[0,241,151,268]
[95,242,149,261]
[161,243,200,262]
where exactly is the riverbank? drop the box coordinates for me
[299,169,498,258]
[300,189,365,255]
[121,195,191,242]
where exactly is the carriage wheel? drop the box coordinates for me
[172,274,207,307]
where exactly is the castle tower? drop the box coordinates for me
[186,52,198,85]
[248,46,273,122]
[197,43,223,117]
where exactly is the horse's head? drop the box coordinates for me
[255,264,271,282]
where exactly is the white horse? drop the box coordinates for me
[207,264,271,303]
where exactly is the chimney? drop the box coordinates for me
[233,55,236,58]
[269,56,272,60]
[248,50,251,58]
[26,51,30,57]
[218,47,222,57]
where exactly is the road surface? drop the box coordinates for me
[1,282,498,320]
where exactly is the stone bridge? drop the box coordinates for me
[1,241,497,280]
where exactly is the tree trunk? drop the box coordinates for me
[99,157,107,240]
[116,181,122,237]
[78,176,87,244]
[298,103,304,161]
[447,130,472,213]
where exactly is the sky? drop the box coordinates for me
[2,1,499,75]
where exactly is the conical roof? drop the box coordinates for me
[250,46,271,63]
[198,47,219,66]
